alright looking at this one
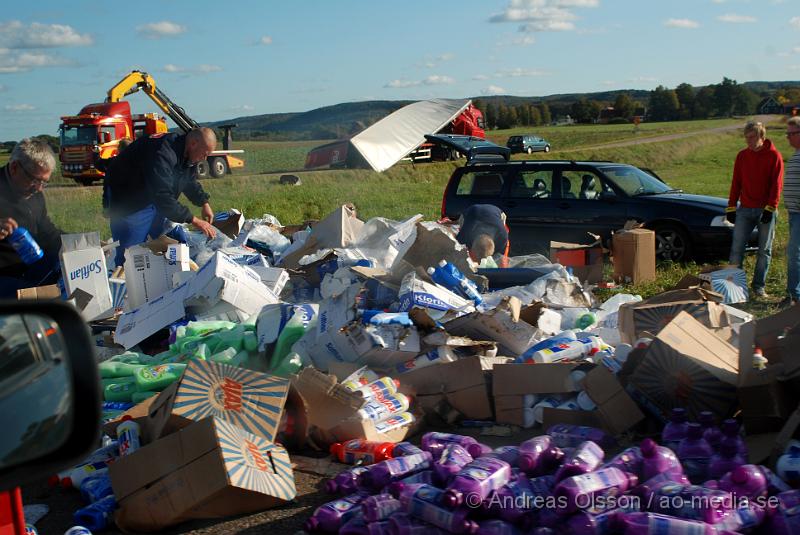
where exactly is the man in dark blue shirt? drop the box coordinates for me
[456,204,509,265]
[105,127,217,266]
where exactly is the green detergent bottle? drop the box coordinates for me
[186,320,236,336]
[229,350,250,368]
[108,352,144,364]
[216,325,245,352]
[243,331,258,352]
[193,343,210,361]
[269,313,309,371]
[99,361,146,379]
[270,352,303,378]
[132,391,159,403]
[210,347,238,364]
[104,378,138,402]
[134,363,187,392]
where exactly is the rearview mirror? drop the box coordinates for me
[0,301,101,492]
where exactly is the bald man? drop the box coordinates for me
[105,127,217,266]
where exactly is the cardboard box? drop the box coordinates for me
[145,359,289,442]
[59,232,113,321]
[443,297,558,357]
[115,251,279,349]
[280,204,365,269]
[612,228,656,284]
[16,284,61,300]
[617,288,728,344]
[345,323,421,370]
[628,311,739,421]
[290,367,418,446]
[111,417,295,532]
[124,243,191,310]
[213,209,245,239]
[540,366,645,435]
[550,235,604,284]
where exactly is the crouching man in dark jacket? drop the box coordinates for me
[105,127,218,266]
[0,138,64,297]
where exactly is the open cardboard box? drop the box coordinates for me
[617,287,728,344]
[550,233,605,284]
[111,416,295,533]
[627,311,739,421]
[611,226,656,285]
[144,359,290,443]
[280,204,365,269]
[290,367,420,448]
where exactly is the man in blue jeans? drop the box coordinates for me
[726,121,784,298]
[105,128,217,267]
[783,117,800,307]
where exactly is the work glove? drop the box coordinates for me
[725,208,736,225]
[761,208,775,224]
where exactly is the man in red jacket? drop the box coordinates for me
[726,121,784,298]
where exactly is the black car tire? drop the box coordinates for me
[653,224,691,262]
[544,145,551,153]
[526,146,533,154]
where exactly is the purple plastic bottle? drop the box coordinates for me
[395,442,426,457]
[699,411,723,451]
[645,483,732,524]
[362,493,403,522]
[443,457,512,508]
[716,503,766,533]
[529,474,556,496]
[708,441,745,481]
[640,438,682,482]
[489,474,536,523]
[433,444,474,485]
[327,465,371,494]
[621,512,718,535]
[661,407,690,452]
[306,491,371,532]
[633,471,690,498]
[547,424,614,449]
[719,419,748,459]
[388,512,447,535]
[554,441,605,483]
[718,464,767,499]
[766,490,800,535]
[677,423,713,483]
[518,435,558,475]
[421,432,484,457]
[602,445,642,478]
[360,452,434,491]
[396,484,479,534]
[390,470,435,491]
[476,520,521,535]
[481,446,521,468]
[554,467,638,514]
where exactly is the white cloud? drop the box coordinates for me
[384,75,455,88]
[513,35,537,45]
[717,13,756,23]
[136,21,186,39]
[260,36,273,45]
[791,17,800,29]
[437,52,454,61]
[163,64,222,75]
[228,104,255,112]
[664,18,700,29]
[473,74,489,80]
[490,0,597,36]
[482,85,506,95]
[4,103,35,111]
[495,67,549,77]
[0,21,93,48]
[0,51,68,73]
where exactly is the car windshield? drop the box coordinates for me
[60,126,98,146]
[601,165,674,196]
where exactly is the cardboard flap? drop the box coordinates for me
[312,204,365,249]
[400,222,475,286]
[61,231,102,251]
[144,235,180,255]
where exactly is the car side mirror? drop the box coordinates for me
[0,301,101,492]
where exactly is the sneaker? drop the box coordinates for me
[752,287,767,298]
[779,296,798,309]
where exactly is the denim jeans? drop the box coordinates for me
[110,204,168,267]
[728,207,776,291]
[788,212,800,300]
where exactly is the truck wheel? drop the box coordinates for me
[210,156,229,178]
[196,160,210,179]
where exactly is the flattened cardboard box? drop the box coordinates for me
[618,288,728,344]
[628,311,739,421]
[111,416,295,533]
[541,366,645,435]
[146,359,289,443]
[612,228,656,285]
[291,367,418,446]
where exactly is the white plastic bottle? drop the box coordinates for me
[527,336,603,364]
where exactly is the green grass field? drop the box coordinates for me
[25,117,797,316]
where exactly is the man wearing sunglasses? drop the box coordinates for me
[0,138,64,297]
[782,116,800,308]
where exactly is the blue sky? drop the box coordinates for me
[1,0,799,139]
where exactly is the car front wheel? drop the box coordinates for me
[653,224,691,262]
[526,147,533,154]
[544,145,551,153]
